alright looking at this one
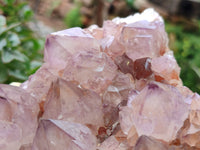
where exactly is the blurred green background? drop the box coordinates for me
[0,0,200,93]
[0,0,43,83]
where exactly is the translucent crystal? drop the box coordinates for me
[32,119,96,150]
[20,64,57,103]
[0,84,39,149]
[119,82,189,142]
[101,21,125,58]
[62,50,117,93]
[0,121,22,150]
[85,25,103,40]
[151,51,181,86]
[134,135,168,150]
[134,135,200,150]
[42,78,104,132]
[121,20,168,62]
[178,93,200,148]
[44,27,100,70]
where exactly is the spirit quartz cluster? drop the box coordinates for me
[1,9,200,150]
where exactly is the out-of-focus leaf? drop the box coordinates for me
[27,60,42,75]
[0,23,21,35]
[0,62,8,83]
[8,32,20,47]
[30,61,42,69]
[2,49,28,63]
[191,65,200,79]
[0,39,7,50]
[0,26,6,35]
[8,69,27,80]
[19,5,33,21]
[0,15,6,26]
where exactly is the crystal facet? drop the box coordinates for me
[42,78,104,133]
[32,119,96,150]
[0,84,39,149]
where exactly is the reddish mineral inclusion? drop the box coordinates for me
[1,8,200,150]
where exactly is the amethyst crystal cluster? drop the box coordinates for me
[1,9,200,150]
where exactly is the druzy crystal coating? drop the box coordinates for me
[1,8,200,149]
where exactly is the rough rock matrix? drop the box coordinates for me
[1,8,200,150]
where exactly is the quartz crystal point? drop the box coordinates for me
[42,78,104,132]
[134,135,200,150]
[151,51,182,86]
[102,71,134,127]
[101,21,125,58]
[62,50,117,93]
[44,27,100,70]
[121,20,168,62]
[134,135,169,150]
[189,94,200,127]
[0,84,39,149]
[113,8,168,62]
[119,82,189,142]
[2,8,200,149]
[20,64,57,103]
[177,93,200,148]
[32,119,96,150]
[85,25,103,40]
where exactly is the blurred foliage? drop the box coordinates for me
[64,1,83,28]
[165,21,200,93]
[126,0,134,9]
[0,0,43,83]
